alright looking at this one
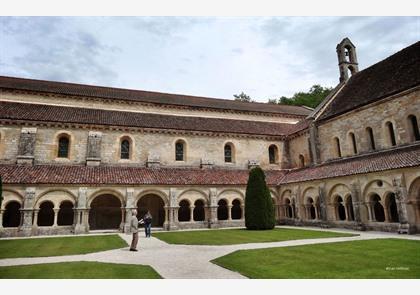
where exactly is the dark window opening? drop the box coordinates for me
[58,136,69,158]
[224,144,232,163]
[175,141,184,161]
[120,139,130,159]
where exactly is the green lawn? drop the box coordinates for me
[0,235,128,259]
[212,238,420,279]
[153,228,356,245]
[0,261,161,279]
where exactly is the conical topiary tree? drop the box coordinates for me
[245,167,275,230]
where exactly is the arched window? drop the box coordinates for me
[268,145,278,164]
[334,137,342,158]
[193,200,205,221]
[386,193,399,223]
[385,121,397,146]
[371,194,385,222]
[366,127,376,150]
[175,140,185,161]
[224,143,234,163]
[57,201,74,226]
[349,132,357,154]
[231,199,242,220]
[57,135,70,158]
[120,139,130,159]
[217,199,228,220]
[2,201,21,227]
[178,200,190,222]
[298,154,305,168]
[408,115,420,142]
[291,199,297,219]
[38,201,54,226]
[346,196,354,221]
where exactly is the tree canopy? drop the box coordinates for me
[233,92,254,102]
[268,84,332,109]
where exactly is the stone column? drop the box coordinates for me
[208,188,218,228]
[168,188,178,230]
[240,204,245,220]
[0,209,4,230]
[74,187,89,234]
[381,201,390,222]
[32,209,39,227]
[226,205,231,221]
[190,206,194,222]
[393,176,411,233]
[350,181,365,230]
[122,188,135,233]
[53,209,59,227]
[20,187,36,236]
[366,202,374,221]
[344,204,349,221]
[318,185,328,222]
[163,206,169,230]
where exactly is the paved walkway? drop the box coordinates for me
[1,226,419,279]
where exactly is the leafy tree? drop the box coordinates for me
[270,84,332,108]
[245,167,275,230]
[233,92,254,102]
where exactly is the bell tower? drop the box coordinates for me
[336,38,359,82]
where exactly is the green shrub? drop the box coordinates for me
[245,167,275,230]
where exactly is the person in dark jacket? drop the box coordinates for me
[143,211,152,237]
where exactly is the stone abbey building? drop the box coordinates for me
[0,38,419,237]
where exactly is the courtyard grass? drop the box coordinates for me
[212,238,420,279]
[153,227,356,245]
[0,234,127,259]
[0,261,161,279]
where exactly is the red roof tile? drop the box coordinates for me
[0,165,286,186]
[0,101,301,137]
[281,144,420,184]
[0,76,311,117]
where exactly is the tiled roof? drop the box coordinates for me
[281,143,420,184]
[0,165,286,186]
[0,101,301,137]
[319,41,420,121]
[0,76,311,117]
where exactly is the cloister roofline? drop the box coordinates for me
[1,142,419,187]
[0,101,299,138]
[281,142,420,184]
[0,75,311,117]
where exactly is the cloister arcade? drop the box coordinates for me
[1,174,420,236]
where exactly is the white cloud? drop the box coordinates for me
[0,16,418,102]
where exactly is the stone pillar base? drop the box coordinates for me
[168,223,178,231]
[398,223,411,234]
[74,223,88,234]
[353,222,366,231]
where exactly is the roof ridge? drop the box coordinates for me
[0,75,311,116]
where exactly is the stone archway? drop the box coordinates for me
[89,194,122,230]
[137,194,165,227]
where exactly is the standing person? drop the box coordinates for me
[130,209,140,251]
[144,210,153,238]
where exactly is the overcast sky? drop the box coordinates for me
[0,16,419,102]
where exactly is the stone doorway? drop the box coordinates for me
[137,194,165,227]
[89,194,122,230]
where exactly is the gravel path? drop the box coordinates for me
[1,226,419,279]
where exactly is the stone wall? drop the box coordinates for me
[318,89,420,162]
[0,125,286,169]
[287,133,311,168]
